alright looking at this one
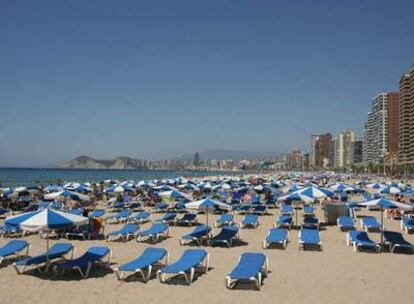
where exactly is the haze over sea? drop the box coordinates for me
[0,168,235,188]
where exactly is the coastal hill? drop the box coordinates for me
[59,156,147,169]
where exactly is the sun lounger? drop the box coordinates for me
[176,213,198,226]
[89,209,106,218]
[115,247,169,281]
[302,217,320,230]
[65,209,84,216]
[401,217,414,234]
[154,212,177,225]
[130,211,151,224]
[179,225,211,246]
[263,228,288,249]
[303,205,315,217]
[361,216,381,232]
[65,224,91,240]
[136,223,169,243]
[275,215,293,229]
[107,209,132,224]
[0,225,24,238]
[215,213,234,227]
[225,252,268,290]
[210,226,239,248]
[299,229,322,250]
[106,224,139,241]
[347,230,380,252]
[54,246,112,279]
[236,205,251,214]
[280,204,294,216]
[337,216,356,231]
[383,231,414,253]
[157,249,209,285]
[252,205,267,215]
[265,199,277,208]
[153,202,169,212]
[0,240,30,266]
[13,243,74,274]
[241,214,259,229]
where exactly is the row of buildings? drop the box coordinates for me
[362,65,414,172]
[285,64,414,173]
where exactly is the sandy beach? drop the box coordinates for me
[1,205,414,304]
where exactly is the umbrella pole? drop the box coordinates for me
[381,206,384,252]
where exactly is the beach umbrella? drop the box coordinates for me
[296,186,328,199]
[380,186,401,195]
[44,190,90,202]
[185,198,232,225]
[359,198,413,250]
[366,183,382,190]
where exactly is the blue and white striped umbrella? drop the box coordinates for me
[5,208,88,232]
[185,198,232,225]
[380,186,401,195]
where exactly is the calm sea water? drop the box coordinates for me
[0,168,237,187]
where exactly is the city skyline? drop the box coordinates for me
[1,1,414,167]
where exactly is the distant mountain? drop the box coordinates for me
[177,149,285,161]
[59,155,147,169]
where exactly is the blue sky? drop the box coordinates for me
[0,0,413,166]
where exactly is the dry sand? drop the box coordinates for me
[1,206,414,304]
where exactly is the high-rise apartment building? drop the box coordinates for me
[287,150,303,171]
[398,65,414,165]
[309,134,319,168]
[387,92,400,158]
[363,93,389,164]
[315,133,333,169]
[336,130,356,168]
[351,140,363,164]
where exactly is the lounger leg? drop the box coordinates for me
[189,268,194,284]
[256,272,262,290]
[205,254,209,273]
[146,265,152,282]
[116,269,124,280]
[263,240,267,249]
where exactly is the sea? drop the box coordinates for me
[0,168,238,188]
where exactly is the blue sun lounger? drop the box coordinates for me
[263,228,288,249]
[299,229,322,250]
[347,230,380,252]
[241,214,259,229]
[210,226,239,248]
[0,225,24,238]
[252,205,267,215]
[106,224,139,241]
[176,213,198,226]
[157,249,209,285]
[107,209,132,224]
[215,213,234,227]
[337,216,356,231]
[302,217,320,230]
[54,246,112,279]
[179,225,212,246]
[0,240,30,266]
[13,243,74,274]
[225,252,268,290]
[89,209,106,218]
[401,217,414,234]
[303,205,315,217]
[136,223,169,243]
[280,204,294,216]
[131,211,151,224]
[154,212,177,225]
[361,216,381,232]
[154,202,169,212]
[115,247,169,281]
[276,215,293,229]
[383,231,414,253]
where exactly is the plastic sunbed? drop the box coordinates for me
[303,205,315,216]
[54,246,112,279]
[179,225,211,246]
[157,249,209,285]
[106,224,139,241]
[263,228,288,249]
[347,230,380,252]
[252,205,267,215]
[13,243,74,274]
[337,216,356,231]
[115,247,169,281]
[0,240,30,266]
[361,216,381,232]
[241,214,259,229]
[0,225,24,238]
[89,209,106,218]
[225,252,268,290]
[65,224,91,240]
[136,223,169,243]
[302,217,320,230]
[401,217,414,234]
[298,229,322,250]
[210,226,239,248]
[280,204,294,216]
[176,213,198,226]
[383,231,414,253]
[215,213,234,227]
[276,215,293,229]
[154,212,177,225]
[107,209,132,224]
[130,212,151,224]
